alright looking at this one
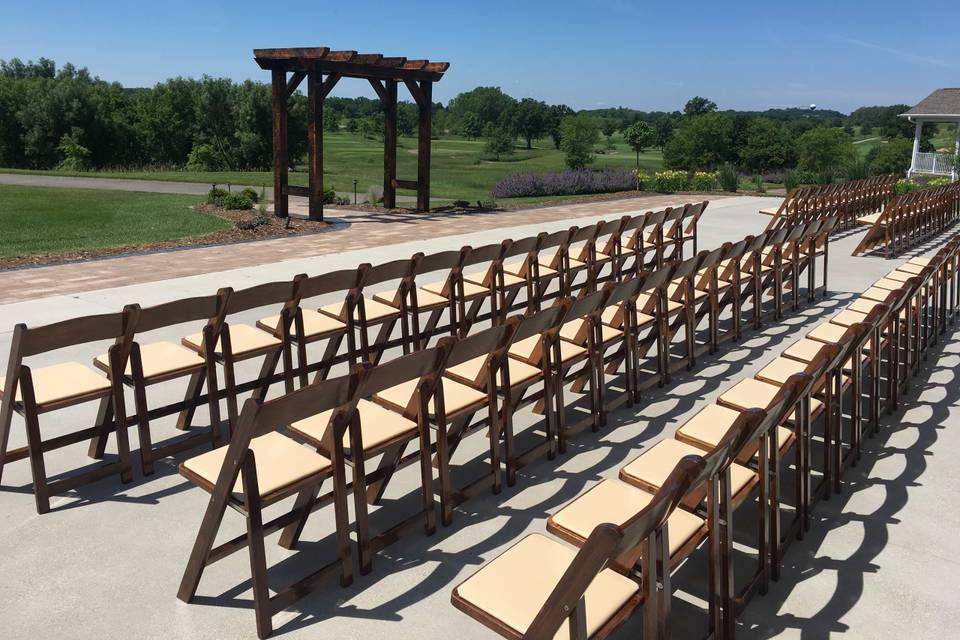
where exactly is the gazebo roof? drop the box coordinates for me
[253,47,449,82]
[901,88,960,119]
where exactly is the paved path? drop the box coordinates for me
[0,193,741,304]
[0,172,413,203]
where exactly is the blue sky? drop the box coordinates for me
[2,1,956,113]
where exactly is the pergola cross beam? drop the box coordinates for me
[256,46,448,220]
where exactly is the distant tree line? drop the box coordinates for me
[0,57,936,178]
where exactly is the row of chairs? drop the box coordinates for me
[451,234,960,639]
[762,175,898,232]
[172,219,835,637]
[0,203,713,514]
[852,181,960,258]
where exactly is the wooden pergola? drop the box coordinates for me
[254,47,449,220]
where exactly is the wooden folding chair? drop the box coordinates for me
[452,455,703,640]
[90,292,228,475]
[0,307,138,513]
[318,256,413,365]
[460,241,515,329]
[180,277,303,429]
[287,344,451,573]
[258,267,365,387]
[680,201,709,258]
[177,370,362,639]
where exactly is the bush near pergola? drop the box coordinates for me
[867,136,914,175]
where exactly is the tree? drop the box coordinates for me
[602,121,617,140]
[738,117,794,172]
[447,86,517,133]
[56,127,91,171]
[662,112,735,170]
[652,116,676,148]
[547,104,574,149]
[796,127,855,176]
[559,114,600,169]
[484,124,514,160]
[684,96,717,117]
[460,112,483,139]
[397,102,417,136]
[868,136,913,175]
[623,120,655,167]
[511,98,548,149]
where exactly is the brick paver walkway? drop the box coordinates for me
[0,194,726,304]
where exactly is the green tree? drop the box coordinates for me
[739,118,794,172]
[547,104,574,149]
[447,86,517,132]
[602,121,617,140]
[623,120,655,167]
[56,127,91,171]
[559,114,600,169]
[684,96,717,116]
[652,116,676,148]
[663,113,735,170]
[868,136,913,175]
[460,112,483,139]
[511,98,548,149]
[796,127,855,175]
[484,124,514,160]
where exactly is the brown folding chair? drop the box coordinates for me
[0,307,138,513]
[177,370,362,639]
[452,455,703,640]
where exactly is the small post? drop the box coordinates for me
[416,81,433,212]
[271,69,289,218]
[353,178,358,205]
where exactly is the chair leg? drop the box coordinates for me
[277,484,321,550]
[86,395,115,460]
[240,459,272,640]
[175,371,206,431]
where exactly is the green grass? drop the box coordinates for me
[0,185,230,258]
[0,132,665,203]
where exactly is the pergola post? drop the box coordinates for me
[416,81,433,212]
[382,81,398,209]
[307,69,324,221]
[271,69,289,218]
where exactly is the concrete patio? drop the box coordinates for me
[1,195,957,639]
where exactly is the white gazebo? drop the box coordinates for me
[901,88,960,181]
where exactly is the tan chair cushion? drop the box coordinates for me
[373,287,448,311]
[420,278,490,300]
[872,277,903,291]
[180,431,331,499]
[548,479,703,558]
[508,335,587,365]
[621,438,754,497]
[884,269,912,283]
[463,267,526,289]
[755,356,813,386]
[258,309,345,339]
[453,533,638,640]
[183,324,281,357]
[667,282,708,303]
[759,206,779,216]
[908,257,933,267]
[0,361,111,407]
[896,262,925,275]
[320,296,400,324]
[676,404,795,460]
[375,376,488,418]
[861,286,894,302]
[637,292,683,315]
[830,309,868,328]
[288,398,417,453]
[807,322,848,345]
[783,338,830,363]
[856,213,883,226]
[503,259,557,279]
[720,378,822,417]
[445,354,542,389]
[95,341,205,380]
[538,250,586,272]
[848,298,881,315]
[600,303,655,329]
[559,319,623,345]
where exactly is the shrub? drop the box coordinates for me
[489,168,636,199]
[783,170,799,192]
[56,128,91,172]
[186,143,220,171]
[206,186,229,206]
[323,185,337,204]
[335,195,351,205]
[223,192,254,210]
[690,171,719,191]
[796,127,855,175]
[240,187,259,203]
[452,199,471,208]
[928,177,952,187]
[718,163,738,192]
[366,185,383,204]
[559,115,600,169]
[635,170,652,190]
[845,157,872,180]
[650,170,689,193]
[868,136,913,175]
[753,174,765,193]
[894,179,922,196]
[236,215,270,230]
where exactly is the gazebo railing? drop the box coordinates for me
[913,151,955,175]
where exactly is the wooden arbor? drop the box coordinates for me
[254,47,449,221]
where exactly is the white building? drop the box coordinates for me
[901,88,960,181]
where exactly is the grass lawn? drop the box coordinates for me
[0,185,230,258]
[0,132,665,203]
